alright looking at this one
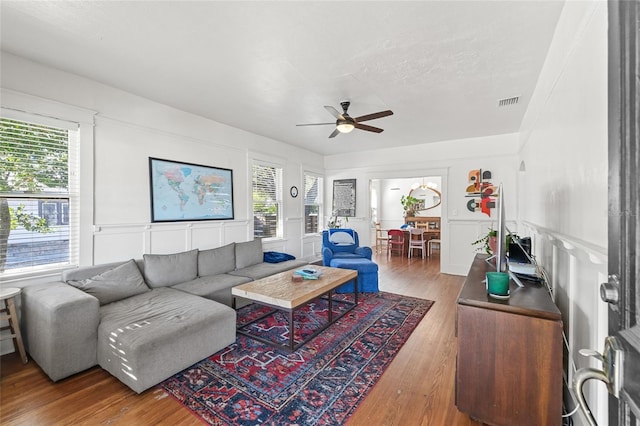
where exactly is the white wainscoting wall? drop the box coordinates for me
[522,221,608,426]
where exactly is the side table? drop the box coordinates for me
[1,287,28,364]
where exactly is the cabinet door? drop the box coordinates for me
[456,305,563,426]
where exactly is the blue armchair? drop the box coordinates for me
[322,229,373,266]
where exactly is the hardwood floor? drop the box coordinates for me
[0,252,481,425]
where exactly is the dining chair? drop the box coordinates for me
[375,222,390,253]
[428,238,441,256]
[387,229,405,258]
[408,228,427,259]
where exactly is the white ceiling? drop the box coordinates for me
[0,1,564,156]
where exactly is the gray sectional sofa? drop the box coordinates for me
[20,239,307,393]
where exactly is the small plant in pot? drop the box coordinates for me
[472,227,498,255]
[472,228,519,255]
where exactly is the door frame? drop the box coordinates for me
[607,0,640,423]
[366,167,448,268]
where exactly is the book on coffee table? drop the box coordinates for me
[294,268,322,280]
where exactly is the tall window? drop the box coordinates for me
[304,173,323,234]
[252,163,283,239]
[0,117,79,274]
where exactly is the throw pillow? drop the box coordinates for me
[67,259,149,306]
[198,243,236,276]
[143,249,198,288]
[329,231,355,245]
[235,239,263,269]
[263,251,296,263]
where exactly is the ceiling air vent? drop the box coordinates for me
[498,96,520,107]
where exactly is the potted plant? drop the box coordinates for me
[472,227,498,254]
[400,195,420,217]
[472,228,519,255]
[327,211,349,229]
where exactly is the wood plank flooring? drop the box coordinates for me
[1,251,481,425]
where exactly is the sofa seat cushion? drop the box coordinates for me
[97,287,236,393]
[229,259,308,280]
[172,274,252,307]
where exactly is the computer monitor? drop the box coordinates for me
[495,183,506,272]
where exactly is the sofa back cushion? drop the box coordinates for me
[66,259,150,305]
[63,261,130,282]
[143,249,198,288]
[198,243,236,276]
[235,239,263,269]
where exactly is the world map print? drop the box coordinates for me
[150,158,233,221]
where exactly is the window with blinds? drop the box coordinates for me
[252,163,283,239]
[0,117,79,274]
[304,173,323,234]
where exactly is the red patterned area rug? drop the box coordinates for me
[160,292,434,425]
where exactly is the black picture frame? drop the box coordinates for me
[332,178,356,217]
[149,157,234,222]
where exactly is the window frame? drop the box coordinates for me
[251,159,284,240]
[303,172,323,235]
[1,90,95,280]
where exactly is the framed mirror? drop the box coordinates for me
[408,186,441,214]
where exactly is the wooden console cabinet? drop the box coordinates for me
[455,254,563,426]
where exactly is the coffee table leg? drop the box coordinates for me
[289,309,295,351]
[328,290,333,323]
[354,276,359,305]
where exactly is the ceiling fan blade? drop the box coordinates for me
[324,106,344,120]
[355,123,384,133]
[296,123,334,126]
[328,128,340,138]
[354,110,394,122]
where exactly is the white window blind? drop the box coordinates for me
[0,117,79,273]
[304,173,323,234]
[252,163,283,239]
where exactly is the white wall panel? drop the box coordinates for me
[223,221,252,245]
[190,224,224,250]
[523,222,607,426]
[148,227,188,254]
[93,226,146,264]
[446,221,479,275]
[302,236,322,260]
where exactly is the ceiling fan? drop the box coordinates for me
[296,101,393,138]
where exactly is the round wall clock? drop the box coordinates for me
[290,186,299,198]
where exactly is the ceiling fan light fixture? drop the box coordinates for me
[336,122,355,133]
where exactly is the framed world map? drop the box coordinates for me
[149,157,234,222]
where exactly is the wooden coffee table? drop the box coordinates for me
[231,265,358,352]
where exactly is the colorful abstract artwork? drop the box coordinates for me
[465,169,498,216]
